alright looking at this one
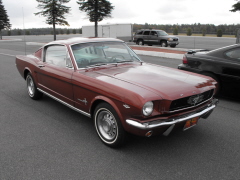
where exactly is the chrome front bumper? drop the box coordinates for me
[168,41,179,45]
[126,99,219,130]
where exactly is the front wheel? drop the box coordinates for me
[137,39,144,46]
[26,73,43,100]
[160,41,168,47]
[94,103,126,147]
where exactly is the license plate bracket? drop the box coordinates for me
[183,117,199,131]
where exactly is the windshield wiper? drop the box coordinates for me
[86,63,108,68]
[116,60,134,63]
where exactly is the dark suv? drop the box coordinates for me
[133,29,179,48]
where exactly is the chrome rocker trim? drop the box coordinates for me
[126,99,218,130]
[37,88,91,118]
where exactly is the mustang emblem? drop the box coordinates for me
[77,98,88,105]
[123,104,130,108]
[187,94,204,106]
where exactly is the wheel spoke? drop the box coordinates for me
[97,110,118,141]
[27,76,35,97]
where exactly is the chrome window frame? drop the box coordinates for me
[41,44,74,69]
[69,41,142,70]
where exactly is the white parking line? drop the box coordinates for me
[0,53,15,57]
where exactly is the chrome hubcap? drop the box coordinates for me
[27,76,35,97]
[162,42,167,47]
[97,110,117,141]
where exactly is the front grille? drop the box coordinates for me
[169,89,214,111]
[173,38,178,41]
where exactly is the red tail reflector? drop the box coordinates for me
[183,55,188,64]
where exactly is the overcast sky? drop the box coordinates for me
[3,0,240,29]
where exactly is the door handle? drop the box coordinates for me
[38,65,45,68]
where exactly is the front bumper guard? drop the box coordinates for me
[126,99,219,131]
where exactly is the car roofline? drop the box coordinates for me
[46,37,124,46]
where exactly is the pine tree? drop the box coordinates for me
[0,0,11,40]
[230,0,240,12]
[77,0,114,37]
[186,28,192,36]
[35,0,71,40]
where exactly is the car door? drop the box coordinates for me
[149,31,158,45]
[142,30,150,44]
[36,45,74,105]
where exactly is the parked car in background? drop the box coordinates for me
[16,37,218,147]
[133,29,179,47]
[178,44,240,97]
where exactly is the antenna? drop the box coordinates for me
[22,7,26,55]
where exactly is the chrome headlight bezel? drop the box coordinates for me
[142,101,154,116]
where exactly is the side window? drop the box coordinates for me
[150,31,157,36]
[225,48,240,60]
[143,31,150,35]
[136,31,143,35]
[45,45,70,67]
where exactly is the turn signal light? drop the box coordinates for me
[145,131,153,137]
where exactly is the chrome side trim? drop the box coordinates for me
[126,99,218,130]
[37,88,91,118]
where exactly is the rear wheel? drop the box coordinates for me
[201,72,221,96]
[26,73,43,100]
[94,103,126,147]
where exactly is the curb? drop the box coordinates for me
[133,49,184,59]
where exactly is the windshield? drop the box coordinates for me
[157,31,168,36]
[71,42,142,68]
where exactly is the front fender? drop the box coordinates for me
[90,96,126,126]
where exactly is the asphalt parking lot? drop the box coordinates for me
[0,36,240,180]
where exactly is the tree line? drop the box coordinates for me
[1,23,240,37]
[133,23,240,36]
[1,28,82,36]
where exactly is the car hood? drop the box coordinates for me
[167,35,178,39]
[86,63,215,100]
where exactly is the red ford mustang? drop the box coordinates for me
[16,37,218,147]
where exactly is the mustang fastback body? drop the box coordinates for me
[16,37,218,147]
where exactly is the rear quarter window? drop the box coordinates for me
[35,49,42,59]
[225,48,240,60]
[136,31,143,35]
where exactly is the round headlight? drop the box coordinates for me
[142,101,154,116]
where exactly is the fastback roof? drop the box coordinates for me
[46,37,124,46]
